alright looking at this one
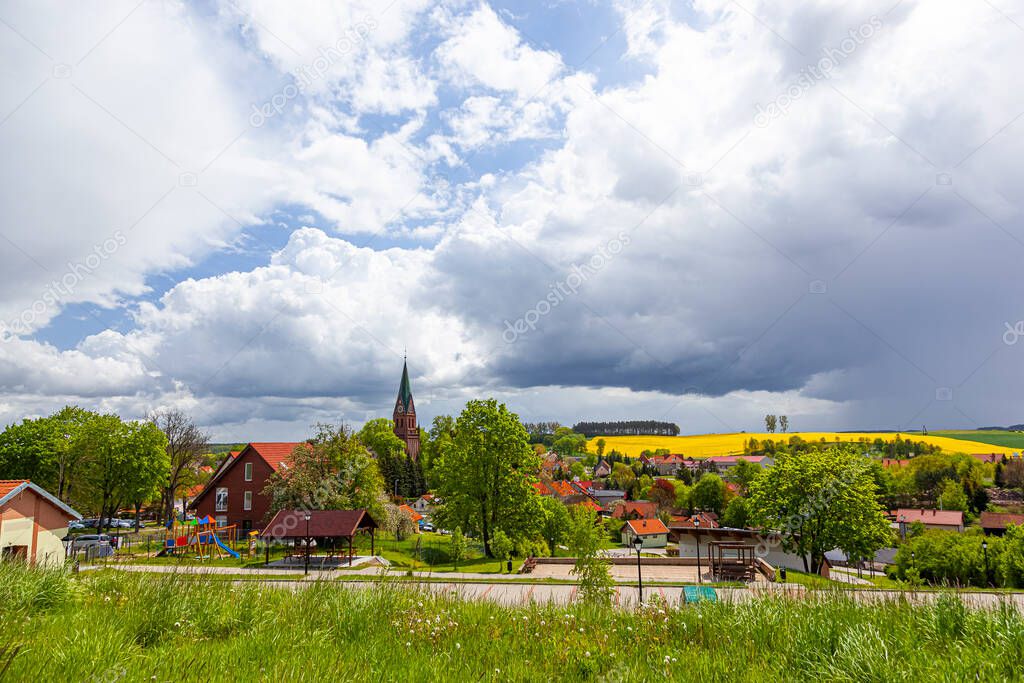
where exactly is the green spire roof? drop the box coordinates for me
[397,359,413,411]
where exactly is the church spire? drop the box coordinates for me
[397,358,413,413]
[393,358,420,460]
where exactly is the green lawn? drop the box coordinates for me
[4,563,1024,681]
[927,430,1024,450]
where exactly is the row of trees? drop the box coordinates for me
[763,415,788,433]
[572,420,680,437]
[0,406,172,530]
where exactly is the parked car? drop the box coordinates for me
[68,521,86,530]
[68,534,112,550]
[421,523,436,532]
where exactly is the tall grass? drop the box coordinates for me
[0,564,1022,681]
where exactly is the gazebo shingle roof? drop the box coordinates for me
[261,509,377,539]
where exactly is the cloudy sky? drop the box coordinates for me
[1,0,1022,441]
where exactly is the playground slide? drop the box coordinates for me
[211,534,240,559]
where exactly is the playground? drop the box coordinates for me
[158,516,256,561]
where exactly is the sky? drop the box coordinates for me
[1,0,1023,442]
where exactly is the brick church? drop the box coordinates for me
[392,358,420,460]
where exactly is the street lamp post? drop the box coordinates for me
[982,539,989,587]
[632,535,644,606]
[694,517,702,584]
[304,513,312,577]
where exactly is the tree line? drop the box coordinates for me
[571,420,680,437]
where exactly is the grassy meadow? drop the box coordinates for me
[589,432,1022,458]
[3,564,1024,681]
[928,430,1024,451]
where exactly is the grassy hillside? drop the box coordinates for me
[927,430,1024,451]
[588,432,1022,458]
[3,564,1022,681]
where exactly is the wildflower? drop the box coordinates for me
[455,643,461,649]
[174,622,181,628]
[585,651,591,657]
[406,642,411,647]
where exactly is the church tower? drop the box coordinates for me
[393,358,420,461]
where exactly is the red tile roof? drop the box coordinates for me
[573,500,602,512]
[399,504,424,523]
[979,512,1024,530]
[669,512,720,529]
[881,459,910,468]
[893,508,964,527]
[626,518,669,536]
[707,455,770,465]
[0,480,29,497]
[248,442,307,471]
[533,481,553,496]
[612,501,658,519]
[548,481,576,497]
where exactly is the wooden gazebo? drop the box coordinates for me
[706,541,758,582]
[261,509,377,565]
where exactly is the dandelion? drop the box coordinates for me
[585,651,591,657]
[406,642,411,647]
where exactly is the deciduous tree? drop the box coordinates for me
[149,409,209,523]
[748,446,891,573]
[433,399,541,556]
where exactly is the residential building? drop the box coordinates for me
[892,508,964,533]
[591,489,626,509]
[594,459,611,478]
[190,442,304,530]
[669,512,719,529]
[706,455,774,473]
[622,518,669,548]
[979,511,1024,536]
[410,494,436,515]
[0,480,81,565]
[399,504,424,529]
[611,501,658,520]
[640,453,686,476]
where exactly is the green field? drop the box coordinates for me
[3,563,1023,681]
[926,430,1024,451]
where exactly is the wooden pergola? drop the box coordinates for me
[261,509,377,565]
[706,541,758,582]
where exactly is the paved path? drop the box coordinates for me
[92,564,1024,611]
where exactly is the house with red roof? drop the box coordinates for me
[621,518,669,548]
[706,455,774,473]
[611,500,658,520]
[190,442,307,530]
[411,493,436,515]
[1,480,81,565]
[640,453,687,476]
[399,504,424,528]
[892,508,964,532]
[979,511,1024,536]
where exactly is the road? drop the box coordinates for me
[94,564,1024,610]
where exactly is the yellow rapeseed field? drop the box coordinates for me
[587,432,1022,459]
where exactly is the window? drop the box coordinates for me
[215,516,227,528]
[243,491,253,511]
[241,519,253,531]
[244,462,253,481]
[215,487,228,512]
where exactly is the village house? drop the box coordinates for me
[893,508,964,533]
[640,453,686,476]
[590,489,626,509]
[621,518,669,548]
[979,511,1024,536]
[410,493,436,515]
[0,480,81,565]
[593,459,611,478]
[611,500,658,520]
[706,455,774,473]
[190,442,304,530]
